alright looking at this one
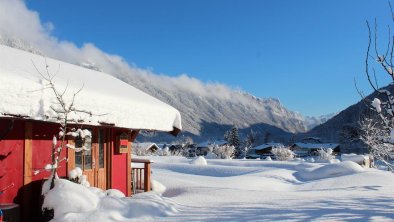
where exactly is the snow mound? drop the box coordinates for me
[205,152,218,159]
[158,162,261,177]
[68,167,83,180]
[105,189,126,198]
[151,179,167,194]
[190,156,207,166]
[295,161,364,181]
[341,153,369,163]
[43,179,177,221]
[43,179,99,218]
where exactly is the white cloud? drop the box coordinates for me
[0,0,241,101]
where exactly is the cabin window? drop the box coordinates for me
[73,129,92,170]
[75,151,82,169]
[84,147,92,169]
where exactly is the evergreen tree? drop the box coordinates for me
[225,126,242,158]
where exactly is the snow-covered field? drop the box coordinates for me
[47,157,394,221]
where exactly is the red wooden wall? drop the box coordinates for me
[0,118,136,220]
[0,119,69,221]
[31,122,67,181]
[110,129,130,195]
[0,119,24,203]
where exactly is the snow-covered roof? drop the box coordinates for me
[253,143,283,151]
[0,45,181,133]
[293,143,339,149]
[134,143,159,151]
[197,140,228,148]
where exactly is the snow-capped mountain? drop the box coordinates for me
[304,113,337,130]
[0,37,332,142]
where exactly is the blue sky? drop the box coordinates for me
[25,0,391,117]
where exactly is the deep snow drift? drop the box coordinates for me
[45,157,394,221]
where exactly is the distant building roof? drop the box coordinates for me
[301,137,322,143]
[197,140,228,148]
[292,143,339,149]
[253,143,283,151]
[134,143,159,151]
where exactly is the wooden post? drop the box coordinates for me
[67,139,75,173]
[23,122,33,222]
[144,162,151,192]
[23,122,32,185]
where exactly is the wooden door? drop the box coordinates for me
[73,128,107,189]
[95,129,107,190]
[74,129,94,185]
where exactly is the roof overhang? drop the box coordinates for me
[0,45,182,135]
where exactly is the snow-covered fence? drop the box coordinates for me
[131,158,152,193]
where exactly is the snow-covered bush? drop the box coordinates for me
[68,167,90,187]
[360,117,394,170]
[271,146,294,161]
[169,148,186,157]
[317,148,335,162]
[212,144,235,159]
[158,147,170,156]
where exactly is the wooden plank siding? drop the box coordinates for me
[127,130,139,196]
[23,122,32,185]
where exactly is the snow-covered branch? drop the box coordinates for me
[32,60,95,188]
[362,8,394,171]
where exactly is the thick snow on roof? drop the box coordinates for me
[253,143,283,151]
[0,45,181,132]
[293,143,339,149]
[197,140,228,148]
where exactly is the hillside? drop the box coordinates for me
[0,37,331,142]
[300,84,394,153]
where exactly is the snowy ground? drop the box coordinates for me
[47,157,394,221]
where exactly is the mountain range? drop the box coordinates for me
[0,36,335,143]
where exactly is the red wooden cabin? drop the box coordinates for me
[0,45,182,221]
